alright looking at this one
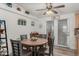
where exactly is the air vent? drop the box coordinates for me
[6,3,12,8]
[25,11,30,14]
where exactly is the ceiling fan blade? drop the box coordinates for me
[35,9,46,11]
[54,5,65,8]
[43,12,46,15]
[52,10,58,14]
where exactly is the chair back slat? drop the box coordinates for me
[10,39,22,56]
[20,34,27,40]
[40,34,47,39]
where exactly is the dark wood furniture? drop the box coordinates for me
[47,32,54,55]
[21,38,48,56]
[0,20,8,56]
[48,37,54,56]
[38,32,54,56]
[10,39,32,56]
[38,38,54,56]
[10,39,21,56]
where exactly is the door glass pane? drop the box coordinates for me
[58,19,68,46]
[46,21,54,38]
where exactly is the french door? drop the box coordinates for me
[46,19,70,47]
[58,19,69,47]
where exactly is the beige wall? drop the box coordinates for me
[0,3,42,55]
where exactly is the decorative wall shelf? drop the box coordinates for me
[0,29,5,34]
[0,20,8,56]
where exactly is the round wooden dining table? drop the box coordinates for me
[21,38,48,56]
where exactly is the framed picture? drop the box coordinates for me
[18,19,26,26]
[18,19,21,25]
[31,21,35,26]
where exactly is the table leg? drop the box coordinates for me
[32,46,38,56]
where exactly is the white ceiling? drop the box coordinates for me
[19,3,79,18]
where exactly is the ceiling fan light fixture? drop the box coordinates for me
[46,10,54,16]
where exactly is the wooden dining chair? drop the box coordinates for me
[38,33,54,56]
[10,39,32,56]
[41,34,47,39]
[47,37,54,56]
[10,39,22,56]
[20,34,27,40]
[20,34,31,52]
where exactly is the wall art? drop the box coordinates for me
[18,19,26,26]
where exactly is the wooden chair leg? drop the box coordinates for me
[51,50,53,56]
[49,48,51,56]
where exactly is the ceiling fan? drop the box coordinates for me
[35,3,65,15]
